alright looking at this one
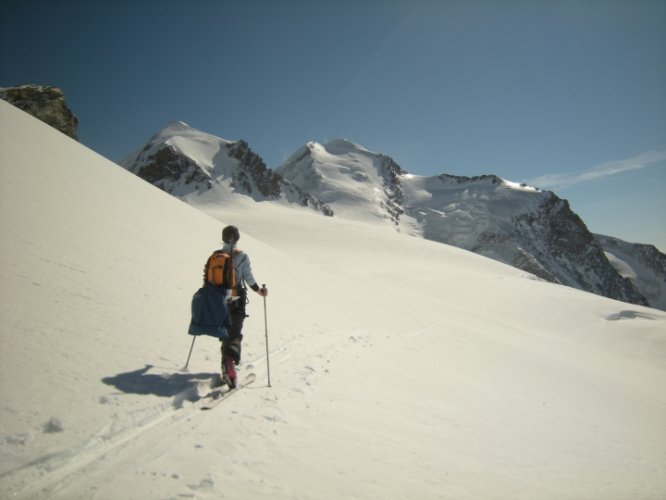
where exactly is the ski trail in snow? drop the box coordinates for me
[3,369,250,499]
[13,329,388,499]
[4,398,190,498]
[3,324,351,498]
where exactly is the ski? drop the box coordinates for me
[200,373,256,410]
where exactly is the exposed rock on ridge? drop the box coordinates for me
[226,140,282,198]
[376,155,406,225]
[511,193,648,306]
[130,144,211,193]
[596,234,666,310]
[0,84,79,140]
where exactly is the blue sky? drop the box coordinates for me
[2,0,665,250]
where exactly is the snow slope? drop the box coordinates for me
[1,99,666,499]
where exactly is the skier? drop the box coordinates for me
[204,225,267,388]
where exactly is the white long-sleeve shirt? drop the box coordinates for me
[221,243,258,290]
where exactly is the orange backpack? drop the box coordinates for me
[206,250,237,291]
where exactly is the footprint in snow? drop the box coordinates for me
[187,477,214,492]
[43,417,64,433]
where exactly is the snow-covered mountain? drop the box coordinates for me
[119,122,333,215]
[3,98,666,500]
[278,139,651,308]
[404,174,650,306]
[122,127,658,310]
[278,139,406,224]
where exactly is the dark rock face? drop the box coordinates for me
[225,140,282,198]
[225,140,334,215]
[595,234,666,310]
[511,194,649,306]
[0,84,79,140]
[376,155,406,225]
[132,144,211,194]
[281,181,335,216]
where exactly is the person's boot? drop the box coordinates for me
[224,354,237,389]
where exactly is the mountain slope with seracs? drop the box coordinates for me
[2,100,666,500]
[119,121,333,215]
[278,139,406,225]
[278,140,650,308]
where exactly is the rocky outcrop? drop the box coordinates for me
[511,194,648,306]
[595,234,666,310]
[129,144,211,194]
[0,84,79,140]
[225,140,282,198]
[225,140,334,214]
[376,155,406,225]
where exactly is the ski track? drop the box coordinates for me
[3,368,255,499]
[4,328,369,499]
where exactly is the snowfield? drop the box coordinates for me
[1,100,665,499]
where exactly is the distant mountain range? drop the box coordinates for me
[2,84,663,310]
[119,121,665,311]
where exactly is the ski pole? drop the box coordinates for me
[263,284,272,387]
[183,336,196,371]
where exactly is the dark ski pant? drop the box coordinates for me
[221,290,248,365]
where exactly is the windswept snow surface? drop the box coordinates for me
[1,100,666,499]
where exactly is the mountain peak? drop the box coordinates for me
[298,139,375,159]
[321,138,370,155]
[151,121,203,142]
[162,120,192,132]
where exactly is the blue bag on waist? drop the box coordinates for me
[188,285,230,339]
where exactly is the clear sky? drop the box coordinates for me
[2,0,665,250]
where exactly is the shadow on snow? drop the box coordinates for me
[102,364,218,408]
